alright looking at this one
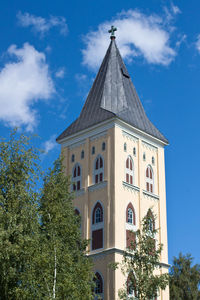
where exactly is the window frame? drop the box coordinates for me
[91,201,104,251]
[125,155,134,185]
[93,155,104,184]
[127,273,136,298]
[126,203,136,249]
[146,165,154,193]
[72,163,82,191]
[81,150,84,159]
[94,271,104,299]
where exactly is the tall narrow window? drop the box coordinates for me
[81,150,84,159]
[94,272,103,299]
[146,165,154,193]
[127,273,136,298]
[72,163,81,191]
[125,156,134,185]
[126,203,136,249]
[92,202,103,250]
[92,146,95,155]
[127,208,133,224]
[102,142,106,151]
[133,147,136,156]
[94,155,104,184]
[124,143,127,152]
[147,209,155,232]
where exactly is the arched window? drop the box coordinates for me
[146,165,154,193]
[147,209,155,232]
[127,273,136,298]
[94,155,104,184]
[125,156,134,185]
[95,208,102,223]
[126,203,136,225]
[92,202,103,225]
[94,272,103,299]
[72,163,81,191]
[128,208,133,224]
[92,202,103,250]
[126,203,136,249]
[74,208,80,216]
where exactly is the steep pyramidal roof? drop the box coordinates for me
[57,38,168,144]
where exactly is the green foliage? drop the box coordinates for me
[118,212,169,300]
[0,130,94,299]
[35,157,94,299]
[0,129,40,299]
[169,253,200,300]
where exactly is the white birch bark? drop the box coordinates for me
[53,247,57,299]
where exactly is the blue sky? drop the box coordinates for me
[0,0,200,265]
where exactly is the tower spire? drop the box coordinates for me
[57,29,168,144]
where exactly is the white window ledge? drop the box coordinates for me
[126,223,137,231]
[122,181,140,192]
[143,189,159,200]
[88,181,107,192]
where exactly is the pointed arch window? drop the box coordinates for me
[127,273,136,298]
[125,156,134,185]
[126,203,136,249]
[74,208,80,216]
[126,203,136,225]
[128,208,133,224]
[146,165,154,193]
[94,155,104,184]
[94,272,104,299]
[92,202,103,250]
[147,209,155,232]
[72,163,81,191]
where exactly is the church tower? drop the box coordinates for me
[57,28,169,300]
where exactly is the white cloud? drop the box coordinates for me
[82,9,177,69]
[171,3,181,15]
[0,43,54,130]
[55,67,65,78]
[43,135,57,154]
[17,11,68,36]
[196,35,200,53]
[75,73,87,82]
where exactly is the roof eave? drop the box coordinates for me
[57,116,169,147]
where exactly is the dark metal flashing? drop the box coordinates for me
[57,39,168,144]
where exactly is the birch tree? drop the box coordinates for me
[118,212,169,300]
[0,131,94,299]
[38,157,94,299]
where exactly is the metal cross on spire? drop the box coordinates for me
[108,25,117,39]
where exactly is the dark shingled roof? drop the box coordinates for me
[57,39,168,144]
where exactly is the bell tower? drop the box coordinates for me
[57,28,169,300]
